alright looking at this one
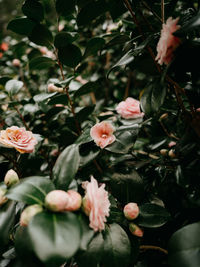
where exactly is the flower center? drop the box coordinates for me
[101,134,108,138]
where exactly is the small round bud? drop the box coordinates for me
[47,83,63,93]
[82,196,91,216]
[168,149,176,158]
[4,169,19,187]
[45,190,69,212]
[0,187,8,206]
[124,203,139,220]
[160,149,168,156]
[159,113,168,120]
[12,59,21,67]
[129,223,143,237]
[168,141,176,148]
[20,204,43,226]
[65,190,82,211]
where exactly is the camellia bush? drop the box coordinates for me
[0,0,200,266]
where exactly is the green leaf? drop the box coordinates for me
[74,81,99,99]
[28,212,81,266]
[29,56,55,71]
[33,92,57,103]
[107,0,127,20]
[140,81,166,116]
[76,105,95,123]
[28,24,53,46]
[58,44,82,68]
[137,203,171,228]
[75,128,93,145]
[55,0,76,16]
[5,79,23,95]
[105,34,130,48]
[53,144,80,190]
[175,12,200,37]
[107,50,134,78]
[103,224,131,267]
[79,214,94,251]
[168,222,200,267]
[7,17,36,35]
[48,94,68,105]
[77,0,108,26]
[110,170,145,204]
[83,37,105,58]
[6,176,55,205]
[54,32,79,48]
[22,0,44,22]
[0,201,16,250]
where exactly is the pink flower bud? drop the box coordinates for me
[124,202,139,220]
[0,187,8,206]
[160,149,168,156]
[20,204,43,227]
[129,223,143,237]
[159,113,168,120]
[168,141,176,148]
[45,190,69,212]
[4,169,19,187]
[168,149,176,158]
[65,190,82,211]
[12,59,21,67]
[47,83,63,93]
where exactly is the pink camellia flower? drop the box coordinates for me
[129,223,143,237]
[116,97,144,119]
[124,202,139,220]
[0,126,37,153]
[65,190,82,211]
[20,204,43,227]
[156,17,181,65]
[45,190,69,212]
[90,121,116,149]
[82,176,110,232]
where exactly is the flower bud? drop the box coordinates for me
[12,59,21,67]
[45,190,69,212]
[20,204,43,226]
[47,83,63,93]
[159,113,168,120]
[65,190,82,211]
[82,196,91,216]
[160,149,168,156]
[4,169,19,187]
[129,223,143,237]
[168,141,176,148]
[124,202,139,220]
[0,187,8,206]
[168,149,176,158]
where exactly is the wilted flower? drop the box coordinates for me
[90,121,116,149]
[0,187,8,206]
[124,202,139,220]
[45,190,69,212]
[156,17,181,65]
[65,190,82,211]
[116,97,144,119]
[0,126,37,153]
[4,169,19,187]
[129,223,143,237]
[82,176,110,232]
[20,204,43,227]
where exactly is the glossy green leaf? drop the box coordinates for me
[55,0,76,16]
[54,32,79,48]
[76,105,95,123]
[107,0,127,20]
[5,79,23,95]
[175,12,200,37]
[28,212,81,266]
[58,44,82,68]
[53,144,80,190]
[83,37,105,58]
[29,56,55,70]
[105,34,130,48]
[137,203,171,228]
[75,128,93,145]
[74,81,99,99]
[103,224,131,267]
[33,92,57,103]
[22,0,44,22]
[28,24,53,46]
[0,201,16,250]
[168,222,200,267]
[77,0,108,26]
[48,94,68,105]
[7,17,36,35]
[79,214,94,251]
[6,176,55,205]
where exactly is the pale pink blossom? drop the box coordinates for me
[82,176,110,232]
[116,97,144,119]
[45,190,69,212]
[20,204,43,227]
[156,17,181,65]
[12,59,21,67]
[90,121,116,149]
[129,223,143,237]
[65,190,82,211]
[168,141,176,148]
[0,126,37,153]
[124,202,139,220]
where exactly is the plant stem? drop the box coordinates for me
[14,105,30,131]
[140,245,168,255]
[161,0,165,23]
